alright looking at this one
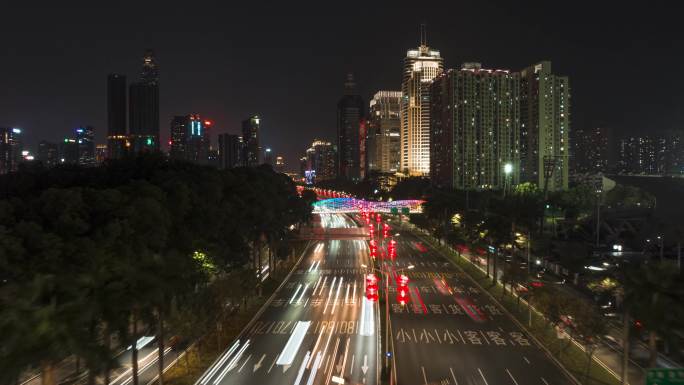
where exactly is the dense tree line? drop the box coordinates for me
[0,155,314,385]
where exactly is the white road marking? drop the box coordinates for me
[478,368,489,385]
[523,356,530,364]
[237,354,251,372]
[506,369,519,385]
[349,354,355,375]
[268,354,279,373]
[292,351,311,385]
[305,352,323,385]
[421,366,428,384]
[541,378,550,385]
[253,354,266,372]
[449,367,458,385]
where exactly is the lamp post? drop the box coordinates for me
[503,163,513,198]
[361,262,414,375]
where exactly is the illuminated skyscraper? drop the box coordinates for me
[75,126,96,166]
[368,91,402,174]
[337,73,365,180]
[520,61,570,191]
[430,63,520,190]
[129,49,160,153]
[37,140,59,168]
[242,116,261,166]
[169,114,210,164]
[107,73,128,159]
[0,127,23,174]
[218,134,243,169]
[304,139,337,182]
[400,27,443,176]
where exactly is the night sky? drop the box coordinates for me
[1,2,681,170]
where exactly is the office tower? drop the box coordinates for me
[129,49,160,153]
[429,64,520,190]
[75,126,96,166]
[571,127,611,175]
[336,73,365,180]
[0,127,23,174]
[400,27,443,176]
[263,148,273,166]
[275,156,285,173]
[169,116,187,160]
[242,116,261,166]
[368,91,402,174]
[95,144,107,164]
[520,61,570,191]
[304,139,337,182]
[37,141,59,168]
[60,138,79,164]
[169,115,210,164]
[107,73,127,159]
[218,133,243,169]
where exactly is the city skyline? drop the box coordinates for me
[2,3,681,169]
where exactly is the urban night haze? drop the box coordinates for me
[1,2,683,385]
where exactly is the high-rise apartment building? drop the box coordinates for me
[337,74,365,181]
[571,127,611,175]
[129,49,159,153]
[218,134,243,169]
[75,126,96,166]
[242,116,261,167]
[0,127,23,174]
[304,139,337,182]
[37,140,59,168]
[430,63,520,190]
[618,133,684,175]
[520,61,570,191]
[107,73,128,159]
[400,30,443,176]
[275,156,285,173]
[368,91,402,174]
[169,114,210,164]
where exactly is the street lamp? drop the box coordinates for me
[503,163,513,197]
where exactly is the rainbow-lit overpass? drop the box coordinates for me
[312,197,424,214]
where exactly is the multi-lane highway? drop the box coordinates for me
[379,219,576,385]
[197,213,379,385]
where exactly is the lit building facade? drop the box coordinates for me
[520,61,570,191]
[571,127,611,175]
[76,126,96,166]
[96,144,107,164]
[129,49,159,153]
[400,35,443,176]
[37,141,59,168]
[107,73,128,159]
[430,64,520,190]
[275,156,285,173]
[242,115,261,167]
[0,127,23,174]
[304,139,337,183]
[169,114,210,164]
[368,91,402,174]
[337,73,365,181]
[618,134,684,175]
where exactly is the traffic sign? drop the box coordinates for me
[646,368,684,385]
[390,207,398,214]
[401,207,410,214]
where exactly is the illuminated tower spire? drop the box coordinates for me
[141,49,159,85]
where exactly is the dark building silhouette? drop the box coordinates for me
[571,127,612,175]
[37,140,59,168]
[241,116,261,166]
[0,127,22,174]
[336,73,365,180]
[129,49,159,153]
[169,116,187,160]
[218,133,243,169]
[107,73,128,159]
[60,138,79,164]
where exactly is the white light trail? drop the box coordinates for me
[214,340,251,383]
[307,327,325,368]
[344,283,350,304]
[292,351,311,385]
[277,321,311,366]
[323,277,337,314]
[199,340,240,384]
[359,297,375,336]
[289,284,303,304]
[306,352,323,385]
[317,276,328,296]
[312,276,322,295]
[331,277,343,315]
[297,283,310,304]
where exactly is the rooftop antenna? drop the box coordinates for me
[420,23,427,46]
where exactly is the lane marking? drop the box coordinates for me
[449,367,458,385]
[523,356,530,364]
[506,369,519,385]
[478,368,489,385]
[541,378,550,385]
[349,354,355,375]
[268,354,279,373]
[237,354,251,372]
[421,366,428,384]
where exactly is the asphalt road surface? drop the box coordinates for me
[378,218,575,385]
[196,213,379,385]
